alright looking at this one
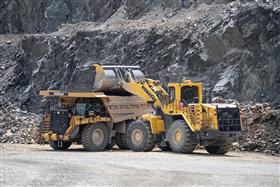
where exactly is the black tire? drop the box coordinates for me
[127,120,155,152]
[48,141,72,151]
[115,133,129,150]
[106,138,116,150]
[168,120,198,154]
[158,142,171,151]
[205,144,231,155]
[81,123,109,151]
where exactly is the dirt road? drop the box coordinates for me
[0,144,279,186]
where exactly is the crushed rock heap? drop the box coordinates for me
[212,98,280,156]
[239,102,280,156]
[0,96,41,144]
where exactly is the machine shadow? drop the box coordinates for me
[38,146,240,157]
[152,149,240,158]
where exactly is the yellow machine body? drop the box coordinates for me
[121,78,226,133]
[40,64,244,152]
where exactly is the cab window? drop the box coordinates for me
[181,86,199,104]
[168,87,175,103]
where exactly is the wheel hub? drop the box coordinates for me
[131,129,144,145]
[174,129,183,144]
[92,129,104,145]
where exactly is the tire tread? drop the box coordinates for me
[169,120,198,154]
[127,120,155,152]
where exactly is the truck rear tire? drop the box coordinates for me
[115,133,129,150]
[81,123,109,151]
[48,141,72,150]
[127,120,155,152]
[205,144,231,155]
[168,120,198,154]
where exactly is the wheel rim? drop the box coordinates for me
[131,129,144,146]
[92,129,104,145]
[174,128,183,144]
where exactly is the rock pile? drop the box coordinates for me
[240,102,280,156]
[0,96,41,144]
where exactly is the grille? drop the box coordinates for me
[41,124,50,131]
[40,113,51,132]
[217,107,241,132]
[50,109,69,135]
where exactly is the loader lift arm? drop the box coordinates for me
[121,79,169,108]
[93,64,169,109]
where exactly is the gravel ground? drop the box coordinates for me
[0,144,279,187]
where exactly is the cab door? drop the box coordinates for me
[180,85,203,131]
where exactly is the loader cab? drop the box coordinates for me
[168,80,203,106]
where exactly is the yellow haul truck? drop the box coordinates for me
[40,66,151,151]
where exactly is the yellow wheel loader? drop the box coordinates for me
[93,64,245,155]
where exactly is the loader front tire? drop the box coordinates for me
[205,144,231,155]
[127,120,155,152]
[48,141,72,151]
[168,120,198,154]
[81,123,109,151]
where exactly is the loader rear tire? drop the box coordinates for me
[48,141,72,151]
[205,144,231,155]
[116,133,129,150]
[127,120,155,152]
[168,120,198,154]
[81,123,109,151]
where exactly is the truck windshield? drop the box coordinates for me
[181,86,199,104]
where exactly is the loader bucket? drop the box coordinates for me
[92,64,145,93]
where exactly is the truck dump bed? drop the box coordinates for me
[39,90,151,123]
[103,96,151,123]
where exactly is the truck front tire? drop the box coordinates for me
[81,123,109,151]
[127,120,155,152]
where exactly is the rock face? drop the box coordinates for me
[2,1,278,112]
[0,0,122,34]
